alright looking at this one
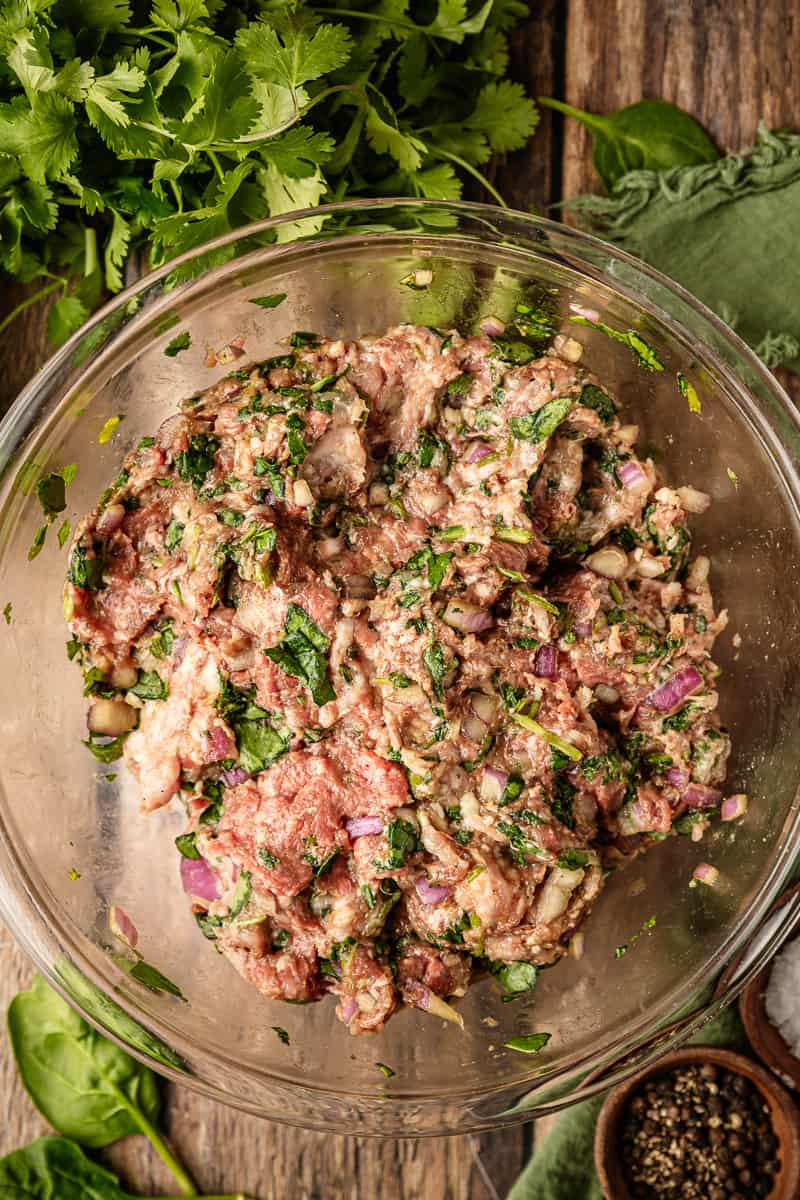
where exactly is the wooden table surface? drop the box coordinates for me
[2,3,799,1197]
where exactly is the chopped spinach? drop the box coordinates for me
[264,603,336,707]
[176,434,220,491]
[253,456,286,499]
[556,850,588,869]
[422,640,448,700]
[510,397,573,443]
[131,670,168,701]
[66,543,105,591]
[175,833,200,860]
[384,818,419,868]
[579,383,616,423]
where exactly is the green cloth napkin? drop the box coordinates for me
[569,125,800,371]
[508,1006,752,1200]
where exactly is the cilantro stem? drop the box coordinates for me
[301,83,365,118]
[310,6,422,33]
[84,227,98,278]
[0,279,63,338]
[429,148,508,208]
[208,149,226,183]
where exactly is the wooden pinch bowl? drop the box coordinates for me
[594,1046,800,1200]
[739,883,800,1094]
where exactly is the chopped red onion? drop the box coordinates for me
[207,724,235,762]
[618,801,650,836]
[569,303,600,323]
[682,783,722,809]
[180,855,219,902]
[340,997,358,1023]
[480,315,506,337]
[480,765,508,802]
[692,862,719,886]
[665,767,689,789]
[346,815,384,838]
[218,376,244,400]
[173,636,188,666]
[534,644,557,678]
[465,441,493,464]
[96,503,125,537]
[222,765,251,788]
[442,600,494,634]
[157,413,186,450]
[645,666,703,713]
[573,620,592,638]
[108,905,138,950]
[618,459,647,488]
[404,980,463,1026]
[721,793,749,821]
[415,876,454,905]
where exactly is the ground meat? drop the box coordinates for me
[66,318,734,1035]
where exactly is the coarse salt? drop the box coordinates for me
[765,934,800,1058]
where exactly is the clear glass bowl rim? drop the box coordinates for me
[1,197,800,1132]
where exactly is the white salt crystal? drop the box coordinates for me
[765,934,800,1058]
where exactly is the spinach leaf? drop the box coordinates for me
[83,733,131,763]
[578,384,616,424]
[130,670,168,701]
[175,433,220,491]
[126,961,186,1000]
[250,293,287,309]
[504,1032,551,1054]
[285,412,308,464]
[556,850,589,869]
[264,603,335,707]
[35,468,73,518]
[175,833,200,860]
[0,1137,133,1200]
[66,543,105,591]
[540,98,718,189]
[0,1136,245,1200]
[235,717,288,776]
[7,977,164,1150]
[384,818,419,868]
[215,675,289,775]
[510,397,573,443]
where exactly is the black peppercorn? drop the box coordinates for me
[618,1063,781,1199]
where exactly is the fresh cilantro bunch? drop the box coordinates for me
[0,0,537,345]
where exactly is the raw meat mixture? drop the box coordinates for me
[65,318,731,1033]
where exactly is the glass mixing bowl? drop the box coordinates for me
[1,199,800,1136]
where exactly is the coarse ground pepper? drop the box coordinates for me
[620,1062,780,1198]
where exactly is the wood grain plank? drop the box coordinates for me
[561,0,800,197]
[492,0,563,212]
[558,0,800,410]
